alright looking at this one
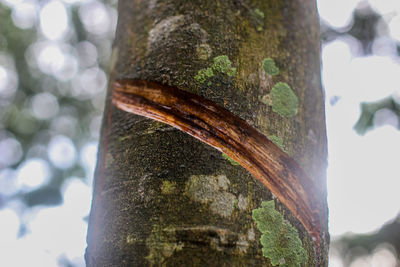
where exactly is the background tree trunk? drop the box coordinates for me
[86,0,328,266]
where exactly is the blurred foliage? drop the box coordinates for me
[332,215,400,265]
[22,185,63,206]
[322,2,400,265]
[321,4,384,55]
[322,3,400,137]
[354,97,400,135]
[0,0,116,211]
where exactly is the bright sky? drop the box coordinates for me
[319,0,400,237]
[318,0,400,266]
[1,0,400,266]
[323,39,400,236]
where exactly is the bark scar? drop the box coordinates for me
[111,79,322,252]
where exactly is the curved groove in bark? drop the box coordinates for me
[111,79,322,247]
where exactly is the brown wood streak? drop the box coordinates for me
[111,79,322,247]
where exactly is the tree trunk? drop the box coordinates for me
[86,0,328,266]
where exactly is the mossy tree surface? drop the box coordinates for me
[86,0,328,266]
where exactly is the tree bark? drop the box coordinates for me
[86,0,329,266]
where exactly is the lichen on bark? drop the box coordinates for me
[86,0,328,266]
[252,200,307,267]
[270,82,298,117]
[194,55,236,85]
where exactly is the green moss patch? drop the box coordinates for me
[270,82,298,117]
[194,67,214,84]
[252,201,307,267]
[196,43,212,60]
[185,174,236,218]
[212,55,236,76]
[195,55,236,84]
[262,58,280,76]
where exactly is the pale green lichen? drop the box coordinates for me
[185,174,235,218]
[237,194,248,211]
[250,8,265,31]
[270,82,298,117]
[161,180,177,195]
[269,135,285,152]
[195,55,236,84]
[196,43,212,60]
[252,201,307,267]
[222,153,239,165]
[262,58,280,76]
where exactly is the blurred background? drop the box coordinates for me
[0,0,399,266]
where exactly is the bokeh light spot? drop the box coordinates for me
[40,0,68,40]
[0,137,23,167]
[48,135,76,169]
[0,54,18,99]
[79,1,110,35]
[11,0,37,29]
[76,41,98,68]
[16,158,50,190]
[31,92,59,120]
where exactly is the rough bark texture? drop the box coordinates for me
[86,0,328,266]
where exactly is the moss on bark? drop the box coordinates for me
[86,0,329,266]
